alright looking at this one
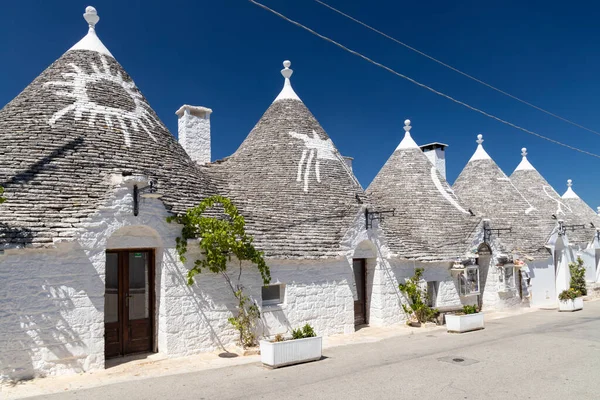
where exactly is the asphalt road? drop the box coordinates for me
[25,302,600,400]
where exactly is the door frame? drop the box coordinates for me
[353,258,368,326]
[105,248,156,358]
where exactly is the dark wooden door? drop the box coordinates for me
[104,250,154,358]
[353,259,367,326]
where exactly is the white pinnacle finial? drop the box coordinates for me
[597,206,600,216]
[567,179,573,188]
[521,147,527,157]
[274,60,300,102]
[468,133,491,162]
[84,6,100,31]
[281,60,293,79]
[396,119,418,150]
[68,5,112,57]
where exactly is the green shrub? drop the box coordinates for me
[559,288,581,301]
[568,257,586,296]
[291,324,317,339]
[462,305,479,314]
[398,268,438,324]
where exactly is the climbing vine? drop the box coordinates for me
[167,195,270,348]
[0,186,6,204]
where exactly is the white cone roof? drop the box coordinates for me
[68,6,113,57]
[396,119,419,150]
[273,60,301,102]
[468,134,491,162]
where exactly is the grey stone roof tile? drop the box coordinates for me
[367,136,480,261]
[0,50,217,248]
[204,97,364,259]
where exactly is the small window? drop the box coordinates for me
[262,284,285,306]
[458,266,480,296]
[499,265,516,291]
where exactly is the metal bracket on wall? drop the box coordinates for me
[484,227,512,243]
[365,208,396,230]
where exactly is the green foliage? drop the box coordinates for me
[227,289,261,348]
[559,288,581,301]
[166,195,270,286]
[291,324,317,339]
[398,268,438,324]
[462,305,479,315]
[167,195,271,348]
[0,186,5,204]
[568,257,587,296]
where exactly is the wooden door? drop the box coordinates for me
[104,250,154,358]
[353,259,367,326]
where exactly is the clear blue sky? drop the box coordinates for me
[1,0,599,208]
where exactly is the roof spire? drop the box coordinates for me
[562,178,579,199]
[273,60,301,102]
[468,133,491,162]
[396,119,419,150]
[68,6,113,58]
[514,146,535,171]
[597,206,600,216]
[84,6,100,32]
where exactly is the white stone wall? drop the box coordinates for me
[528,258,557,308]
[0,244,104,382]
[0,177,359,380]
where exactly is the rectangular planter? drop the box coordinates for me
[260,336,322,368]
[559,297,583,312]
[445,312,484,333]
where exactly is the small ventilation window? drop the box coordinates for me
[262,284,285,307]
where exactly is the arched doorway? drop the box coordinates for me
[477,243,492,309]
[105,226,162,358]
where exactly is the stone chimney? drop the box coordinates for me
[420,142,448,180]
[176,105,212,164]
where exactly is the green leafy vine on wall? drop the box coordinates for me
[167,195,271,348]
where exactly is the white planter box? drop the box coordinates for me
[559,297,583,312]
[446,312,484,333]
[259,336,322,368]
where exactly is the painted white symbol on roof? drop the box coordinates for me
[288,130,341,192]
[44,55,158,147]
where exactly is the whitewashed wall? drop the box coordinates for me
[0,177,360,380]
[528,258,556,308]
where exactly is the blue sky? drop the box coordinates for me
[1,0,599,208]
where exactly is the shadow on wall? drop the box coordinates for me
[0,247,104,382]
[0,223,33,248]
[162,250,239,353]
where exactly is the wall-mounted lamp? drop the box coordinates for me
[133,181,162,216]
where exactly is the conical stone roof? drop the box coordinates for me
[206,61,363,258]
[366,120,479,261]
[453,137,552,259]
[561,180,600,226]
[0,7,216,248]
[510,150,594,246]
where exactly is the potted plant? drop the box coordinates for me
[260,324,322,368]
[558,257,586,312]
[558,288,583,312]
[445,305,484,333]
